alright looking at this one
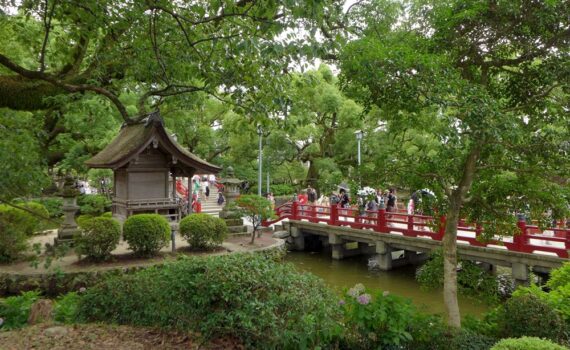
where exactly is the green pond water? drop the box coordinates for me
[285,250,489,318]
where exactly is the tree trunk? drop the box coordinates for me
[443,201,461,327]
[306,160,319,192]
[250,229,256,244]
[442,142,482,327]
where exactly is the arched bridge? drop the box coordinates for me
[264,202,570,284]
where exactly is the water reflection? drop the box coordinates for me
[285,250,489,317]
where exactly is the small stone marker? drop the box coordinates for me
[28,299,53,325]
[44,326,69,338]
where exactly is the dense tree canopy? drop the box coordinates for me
[340,0,570,326]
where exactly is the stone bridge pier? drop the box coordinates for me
[284,221,566,285]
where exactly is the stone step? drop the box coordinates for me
[223,218,243,226]
[272,230,290,239]
[228,225,247,233]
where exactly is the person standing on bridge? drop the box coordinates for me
[386,188,397,212]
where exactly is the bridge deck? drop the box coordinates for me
[265,202,570,269]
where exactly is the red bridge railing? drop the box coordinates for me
[263,202,570,259]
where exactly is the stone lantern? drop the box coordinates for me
[218,166,243,219]
[56,175,80,244]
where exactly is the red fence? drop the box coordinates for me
[263,202,570,258]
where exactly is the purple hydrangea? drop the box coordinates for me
[339,299,346,306]
[357,293,371,305]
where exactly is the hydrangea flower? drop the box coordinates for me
[357,293,371,305]
[339,299,346,306]
[383,291,390,297]
[348,283,365,297]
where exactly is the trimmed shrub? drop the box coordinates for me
[77,194,111,216]
[36,197,63,218]
[123,214,170,256]
[77,254,342,348]
[75,217,121,261]
[496,294,566,342]
[0,291,41,330]
[0,203,49,236]
[491,337,567,350]
[179,213,227,249]
[76,214,95,228]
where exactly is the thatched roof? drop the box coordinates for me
[86,111,221,174]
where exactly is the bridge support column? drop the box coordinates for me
[375,241,393,271]
[289,226,305,251]
[329,232,344,260]
[512,262,529,285]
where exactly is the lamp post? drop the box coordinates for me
[257,124,263,196]
[355,130,363,186]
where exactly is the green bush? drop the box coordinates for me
[341,284,413,349]
[496,294,566,343]
[75,217,121,261]
[77,253,342,348]
[0,291,41,330]
[123,214,170,256]
[77,194,111,216]
[53,292,81,324]
[491,337,567,350]
[0,202,50,236]
[0,209,29,262]
[179,213,227,249]
[36,197,63,218]
[76,214,95,228]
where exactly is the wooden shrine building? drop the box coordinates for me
[86,111,221,222]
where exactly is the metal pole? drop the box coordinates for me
[266,170,270,194]
[357,138,361,166]
[258,132,263,196]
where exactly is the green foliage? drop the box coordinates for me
[416,249,499,303]
[234,195,275,243]
[0,109,48,201]
[53,292,81,324]
[77,195,111,216]
[0,291,41,330]
[0,219,28,263]
[548,262,570,290]
[495,294,566,343]
[0,202,50,236]
[35,197,63,218]
[341,284,413,348]
[513,262,570,324]
[491,337,567,350]
[75,217,121,261]
[179,214,227,250]
[123,214,170,257]
[76,214,95,228]
[269,184,296,196]
[77,253,342,348]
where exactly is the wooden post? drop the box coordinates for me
[377,208,387,233]
[515,215,527,252]
[406,215,414,236]
[565,228,570,258]
[330,204,338,226]
[291,201,298,220]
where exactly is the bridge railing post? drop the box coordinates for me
[330,204,338,226]
[377,208,387,233]
[565,227,570,257]
[291,201,298,220]
[515,215,527,252]
[406,215,414,236]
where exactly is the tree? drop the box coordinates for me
[0,0,345,122]
[234,194,274,244]
[340,0,570,327]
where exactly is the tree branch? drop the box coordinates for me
[39,0,58,72]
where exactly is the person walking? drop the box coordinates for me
[307,185,317,205]
[386,188,397,212]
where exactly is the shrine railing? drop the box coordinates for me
[263,201,570,258]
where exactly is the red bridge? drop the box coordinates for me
[264,202,570,283]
